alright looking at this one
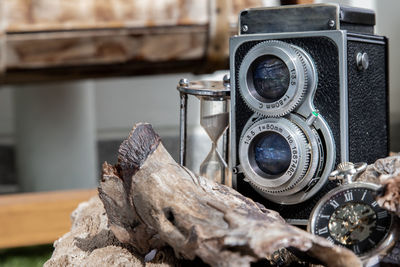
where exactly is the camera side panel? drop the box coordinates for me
[347,35,389,163]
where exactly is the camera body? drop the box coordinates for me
[230,4,389,224]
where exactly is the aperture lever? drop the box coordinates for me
[306,110,320,126]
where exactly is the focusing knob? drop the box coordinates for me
[238,40,316,117]
[238,117,311,199]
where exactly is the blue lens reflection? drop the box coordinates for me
[252,55,290,101]
[253,132,291,176]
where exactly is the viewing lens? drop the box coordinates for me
[251,55,290,102]
[253,132,291,176]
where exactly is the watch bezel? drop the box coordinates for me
[307,182,398,261]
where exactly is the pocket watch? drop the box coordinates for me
[308,162,397,260]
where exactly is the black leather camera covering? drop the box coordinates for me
[347,37,389,164]
[233,35,388,220]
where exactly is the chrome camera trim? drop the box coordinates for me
[230,31,344,194]
[239,117,309,191]
[231,31,339,204]
[238,40,313,117]
[239,112,333,204]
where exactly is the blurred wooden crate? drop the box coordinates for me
[0,0,267,84]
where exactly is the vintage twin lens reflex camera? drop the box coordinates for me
[229,4,389,224]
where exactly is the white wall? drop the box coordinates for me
[0,73,202,145]
[14,81,98,191]
[375,0,400,123]
[0,87,14,145]
[94,73,200,140]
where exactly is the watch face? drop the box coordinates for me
[310,185,393,257]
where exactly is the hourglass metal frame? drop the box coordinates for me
[177,77,230,173]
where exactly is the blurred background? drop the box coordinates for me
[0,0,398,265]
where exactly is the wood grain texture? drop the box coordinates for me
[3,0,261,32]
[0,0,264,83]
[44,195,181,267]
[98,123,361,267]
[5,26,208,68]
[0,189,97,249]
[3,0,208,32]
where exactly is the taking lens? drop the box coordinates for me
[251,55,290,102]
[253,132,291,176]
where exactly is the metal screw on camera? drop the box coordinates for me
[356,52,369,70]
[241,24,248,32]
[328,19,335,28]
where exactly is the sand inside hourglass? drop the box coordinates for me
[199,99,229,184]
[201,112,229,142]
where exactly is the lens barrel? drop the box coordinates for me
[239,114,325,204]
[236,40,333,204]
[233,37,337,206]
[239,40,316,117]
[239,117,310,191]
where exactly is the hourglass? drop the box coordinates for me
[177,77,230,184]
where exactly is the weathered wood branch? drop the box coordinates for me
[98,123,361,267]
[379,175,400,216]
[44,195,182,267]
[358,155,400,217]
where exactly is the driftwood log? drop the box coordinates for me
[44,195,182,267]
[98,123,361,267]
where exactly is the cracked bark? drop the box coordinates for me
[98,123,361,267]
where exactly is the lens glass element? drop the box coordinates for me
[253,132,291,176]
[251,55,290,102]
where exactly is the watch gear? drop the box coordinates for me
[308,179,397,261]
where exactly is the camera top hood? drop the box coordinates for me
[239,4,375,35]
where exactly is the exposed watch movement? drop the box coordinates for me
[308,162,397,260]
